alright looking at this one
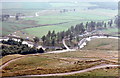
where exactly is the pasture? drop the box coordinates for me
[1,49,118,77]
[0,54,24,66]
[1,22,30,36]
[1,38,119,77]
[70,68,119,77]
[22,9,117,38]
[83,38,119,51]
[1,2,118,38]
[100,27,119,36]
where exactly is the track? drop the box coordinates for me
[0,57,25,70]
[3,64,120,78]
[1,36,119,77]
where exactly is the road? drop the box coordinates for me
[46,39,76,54]
[3,64,120,78]
[1,36,119,77]
[0,56,25,70]
[1,35,119,54]
[0,39,74,70]
[0,35,119,73]
[62,39,70,50]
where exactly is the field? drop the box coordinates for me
[69,68,119,77]
[1,2,118,38]
[1,2,119,77]
[0,54,24,66]
[99,27,119,36]
[22,8,117,38]
[1,38,119,77]
[83,38,119,51]
[1,50,118,77]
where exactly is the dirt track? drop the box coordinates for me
[3,64,120,78]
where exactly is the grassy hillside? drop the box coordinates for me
[83,38,119,51]
[1,38,118,77]
[0,54,24,66]
[1,49,118,77]
[70,68,119,76]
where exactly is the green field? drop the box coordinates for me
[1,22,30,36]
[83,38,119,51]
[99,27,119,36]
[23,9,116,38]
[23,25,69,38]
[1,2,117,38]
[22,7,117,38]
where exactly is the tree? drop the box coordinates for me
[33,37,40,48]
[69,34,73,42]
[41,35,46,43]
[61,31,65,39]
[104,23,107,28]
[37,48,44,53]
[85,22,88,30]
[76,37,80,42]
[65,29,71,37]
[114,16,120,28]
[51,38,55,46]
[70,26,74,32]
[79,23,85,34]
[56,32,62,43]
[15,15,19,20]
[51,30,56,39]
[47,31,51,38]
[44,37,50,46]
[2,15,10,21]
[108,20,113,27]
[20,38,24,43]
[90,21,96,31]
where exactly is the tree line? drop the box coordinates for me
[41,19,116,46]
[1,39,44,57]
[1,18,117,56]
[114,15,120,28]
